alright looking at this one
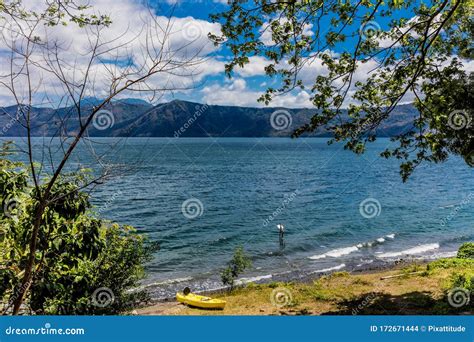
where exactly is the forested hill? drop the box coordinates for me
[0,99,417,137]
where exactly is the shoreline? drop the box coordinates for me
[135,256,474,315]
[142,257,443,304]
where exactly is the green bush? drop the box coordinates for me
[221,246,252,289]
[0,144,157,314]
[428,258,474,271]
[449,273,474,292]
[457,242,474,259]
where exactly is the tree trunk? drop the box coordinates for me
[11,203,46,315]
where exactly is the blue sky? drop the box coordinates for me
[140,0,420,108]
[2,0,467,109]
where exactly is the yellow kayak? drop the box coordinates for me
[176,292,226,310]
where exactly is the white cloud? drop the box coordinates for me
[0,0,223,106]
[234,56,270,77]
[201,78,312,108]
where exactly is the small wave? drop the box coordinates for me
[424,250,457,259]
[377,243,440,258]
[236,274,272,285]
[438,204,456,209]
[309,246,358,260]
[356,259,374,267]
[308,233,396,260]
[309,263,346,274]
[143,276,193,288]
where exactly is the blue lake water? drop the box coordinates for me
[5,137,474,298]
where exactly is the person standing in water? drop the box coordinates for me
[277,224,285,248]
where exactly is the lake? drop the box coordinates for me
[5,137,474,298]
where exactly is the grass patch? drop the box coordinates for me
[138,256,474,315]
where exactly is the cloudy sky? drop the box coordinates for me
[0,0,471,109]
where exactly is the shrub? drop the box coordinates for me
[0,144,157,314]
[221,246,252,290]
[457,242,474,259]
[428,258,474,271]
[448,273,474,291]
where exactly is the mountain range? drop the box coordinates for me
[0,99,417,137]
